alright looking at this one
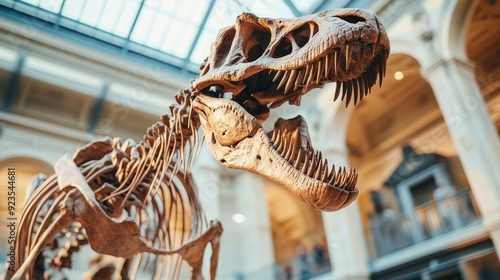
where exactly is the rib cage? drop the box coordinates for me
[13,89,207,279]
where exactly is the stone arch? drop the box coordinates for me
[440,0,480,60]
[0,145,59,168]
[389,38,428,68]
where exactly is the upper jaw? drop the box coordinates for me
[192,8,390,119]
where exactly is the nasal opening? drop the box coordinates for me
[336,15,366,24]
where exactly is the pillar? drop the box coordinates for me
[312,85,370,279]
[422,57,500,259]
[231,172,275,278]
[322,147,370,280]
[194,147,222,278]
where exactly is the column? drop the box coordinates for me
[232,172,275,278]
[422,57,500,258]
[322,147,370,280]
[193,147,222,278]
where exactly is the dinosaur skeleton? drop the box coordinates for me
[4,8,389,280]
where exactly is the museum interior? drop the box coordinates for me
[0,0,500,279]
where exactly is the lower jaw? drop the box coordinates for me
[247,129,357,211]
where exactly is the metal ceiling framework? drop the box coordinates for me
[0,0,364,74]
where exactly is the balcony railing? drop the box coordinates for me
[240,246,331,280]
[369,188,481,257]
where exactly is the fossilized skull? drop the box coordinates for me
[192,9,390,211]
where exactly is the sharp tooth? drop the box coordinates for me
[382,50,388,77]
[273,70,284,82]
[314,152,323,179]
[315,163,322,179]
[366,67,373,91]
[378,58,384,87]
[353,79,359,106]
[294,149,304,169]
[279,138,288,156]
[277,70,290,90]
[363,73,370,96]
[371,64,378,87]
[307,62,316,87]
[285,69,298,94]
[285,143,295,161]
[341,167,348,189]
[322,159,329,182]
[370,44,376,58]
[343,169,352,189]
[341,81,348,101]
[316,60,322,84]
[345,44,352,70]
[358,76,365,101]
[294,68,305,91]
[348,169,356,190]
[352,172,359,190]
[301,155,310,174]
[328,166,337,185]
[324,54,330,78]
[303,64,311,84]
[334,82,342,101]
[274,132,282,149]
[308,152,317,177]
[334,49,340,75]
[358,43,364,63]
[345,81,352,107]
[270,130,277,142]
[334,167,342,185]
[348,169,355,190]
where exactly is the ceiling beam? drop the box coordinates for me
[183,0,217,71]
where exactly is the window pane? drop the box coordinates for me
[79,0,105,26]
[61,0,85,19]
[39,0,63,13]
[161,21,196,57]
[176,0,208,21]
[130,7,155,43]
[114,0,140,37]
[145,14,170,48]
[97,0,123,33]
[21,0,41,6]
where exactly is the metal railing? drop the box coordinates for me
[369,188,481,257]
[240,247,332,280]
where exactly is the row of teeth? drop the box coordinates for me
[267,45,388,107]
[269,130,357,191]
[334,49,388,107]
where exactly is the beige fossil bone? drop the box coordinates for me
[5,8,389,280]
[193,8,389,212]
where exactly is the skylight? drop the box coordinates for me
[4,0,357,73]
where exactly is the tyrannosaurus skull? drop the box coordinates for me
[192,8,390,211]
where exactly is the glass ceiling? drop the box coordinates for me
[4,0,357,73]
